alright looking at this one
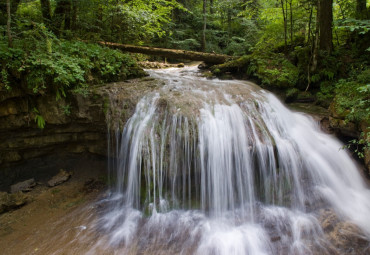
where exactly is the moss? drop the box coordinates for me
[211,55,251,75]
[102,97,110,116]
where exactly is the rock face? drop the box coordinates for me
[0,77,161,191]
[329,102,370,174]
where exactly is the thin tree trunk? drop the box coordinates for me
[307,6,313,44]
[227,8,232,39]
[280,0,287,51]
[306,5,313,91]
[201,0,207,51]
[210,0,213,14]
[308,4,320,91]
[289,0,293,44]
[7,0,12,47]
[285,0,288,44]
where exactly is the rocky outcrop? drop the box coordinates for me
[319,209,370,255]
[328,103,360,138]
[0,76,162,191]
[0,191,28,214]
[328,102,370,174]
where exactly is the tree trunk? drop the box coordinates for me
[289,0,293,44]
[307,6,313,44]
[201,0,207,51]
[356,0,368,19]
[319,0,333,53]
[310,3,320,81]
[280,0,287,51]
[71,0,77,30]
[52,0,71,35]
[227,8,232,39]
[7,0,12,47]
[40,0,52,26]
[0,0,20,26]
[98,42,233,64]
[209,0,213,14]
[64,0,71,30]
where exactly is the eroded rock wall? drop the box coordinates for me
[0,77,162,190]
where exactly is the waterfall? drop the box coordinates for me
[102,66,370,255]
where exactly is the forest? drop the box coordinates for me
[0,0,369,154]
[1,1,370,253]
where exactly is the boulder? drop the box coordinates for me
[0,191,28,214]
[47,169,72,187]
[319,209,370,255]
[10,178,36,193]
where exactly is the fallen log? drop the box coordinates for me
[98,41,234,64]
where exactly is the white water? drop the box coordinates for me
[102,66,370,255]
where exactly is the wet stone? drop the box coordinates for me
[47,169,72,187]
[10,178,36,193]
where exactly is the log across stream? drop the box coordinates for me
[98,41,234,64]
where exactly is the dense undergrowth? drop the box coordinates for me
[0,24,144,101]
[212,45,369,126]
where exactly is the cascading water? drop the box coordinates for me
[101,66,370,255]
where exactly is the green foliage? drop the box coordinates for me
[0,69,11,90]
[343,132,370,159]
[316,81,335,108]
[61,104,72,116]
[170,38,201,51]
[332,68,370,124]
[336,19,370,35]
[248,51,299,88]
[0,24,141,98]
[33,108,45,129]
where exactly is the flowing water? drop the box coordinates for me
[99,66,370,255]
[5,66,368,255]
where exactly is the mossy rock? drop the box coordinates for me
[211,55,251,75]
[0,192,28,214]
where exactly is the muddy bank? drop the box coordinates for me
[0,162,107,255]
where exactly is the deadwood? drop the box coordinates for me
[98,41,234,64]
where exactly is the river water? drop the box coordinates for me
[3,66,369,255]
